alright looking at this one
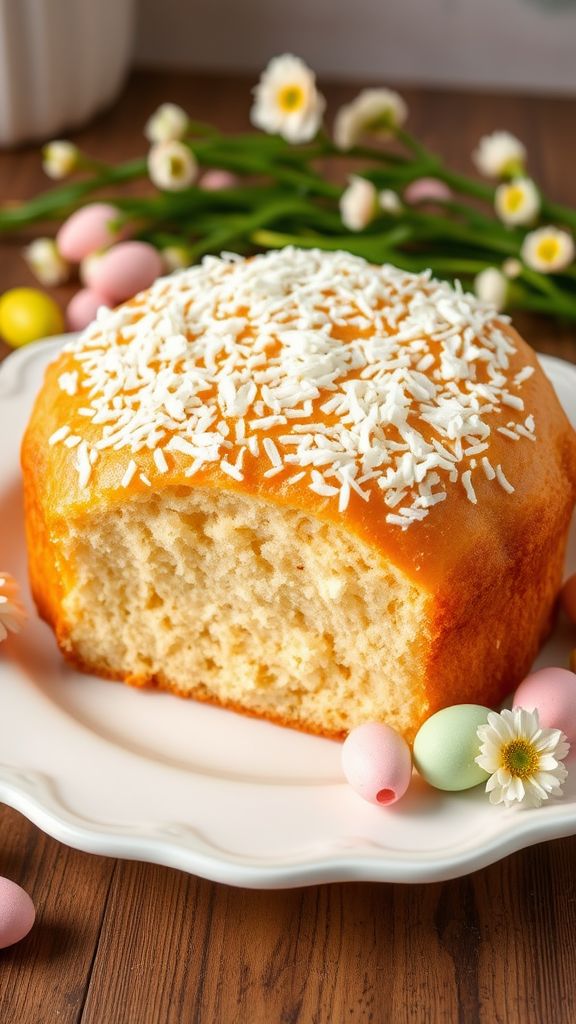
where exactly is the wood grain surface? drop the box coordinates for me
[1,70,576,1024]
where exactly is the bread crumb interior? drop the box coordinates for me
[61,488,430,737]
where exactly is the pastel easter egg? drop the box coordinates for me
[56,203,129,262]
[201,169,237,191]
[67,288,110,332]
[84,242,163,305]
[0,877,35,949]
[562,573,576,625]
[513,667,576,744]
[413,704,491,791]
[404,177,452,205]
[342,722,412,805]
[0,288,64,347]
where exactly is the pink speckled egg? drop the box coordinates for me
[200,169,237,190]
[56,203,129,262]
[84,241,163,305]
[342,722,412,805]
[0,877,35,949]
[67,288,111,331]
[513,667,576,744]
[562,573,576,625]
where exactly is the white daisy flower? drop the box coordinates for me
[147,141,198,192]
[161,245,190,272]
[521,226,575,274]
[334,88,407,151]
[0,572,26,642]
[42,140,80,180]
[503,257,522,279]
[474,267,508,312]
[473,131,526,179]
[144,103,189,144]
[495,178,540,226]
[250,54,326,144]
[379,189,403,215]
[24,238,70,287]
[476,707,570,809]
[340,176,378,231]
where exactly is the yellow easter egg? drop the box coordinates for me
[0,288,64,348]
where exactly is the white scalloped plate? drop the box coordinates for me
[1,337,576,888]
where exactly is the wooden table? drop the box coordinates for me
[1,71,576,1024]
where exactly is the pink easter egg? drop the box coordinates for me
[56,203,129,262]
[561,573,576,625]
[0,877,35,949]
[342,722,413,805]
[200,169,237,191]
[513,667,576,744]
[84,242,163,305]
[67,288,111,331]
[404,177,452,206]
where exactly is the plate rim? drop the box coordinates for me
[1,335,576,889]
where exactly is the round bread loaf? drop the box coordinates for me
[21,248,576,739]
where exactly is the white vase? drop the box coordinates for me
[0,0,136,148]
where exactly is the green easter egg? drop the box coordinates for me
[413,704,491,792]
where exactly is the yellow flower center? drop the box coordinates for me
[535,237,560,265]
[277,85,305,113]
[503,186,525,213]
[501,738,539,779]
[168,155,186,178]
[501,158,524,178]
[366,111,395,133]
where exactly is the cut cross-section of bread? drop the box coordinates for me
[55,489,430,737]
[22,249,576,739]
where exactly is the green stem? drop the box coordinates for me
[252,227,409,262]
[509,289,576,319]
[395,127,431,161]
[540,200,576,232]
[187,197,342,260]
[0,159,147,230]
[436,168,494,202]
[402,209,521,255]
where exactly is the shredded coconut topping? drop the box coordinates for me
[54,248,538,528]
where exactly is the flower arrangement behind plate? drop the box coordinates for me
[1,53,576,342]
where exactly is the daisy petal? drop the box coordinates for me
[487,711,514,741]
[535,771,564,792]
[518,707,539,740]
[485,773,501,793]
[535,728,564,752]
[555,738,570,761]
[538,754,561,771]
[508,776,525,802]
[522,785,544,809]
[526,777,547,800]
[476,746,501,772]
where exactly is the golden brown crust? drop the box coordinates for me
[21,259,576,735]
[22,322,576,596]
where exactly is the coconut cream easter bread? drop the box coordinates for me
[21,248,576,740]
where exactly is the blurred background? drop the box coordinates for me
[136,0,576,94]
[1,0,576,147]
